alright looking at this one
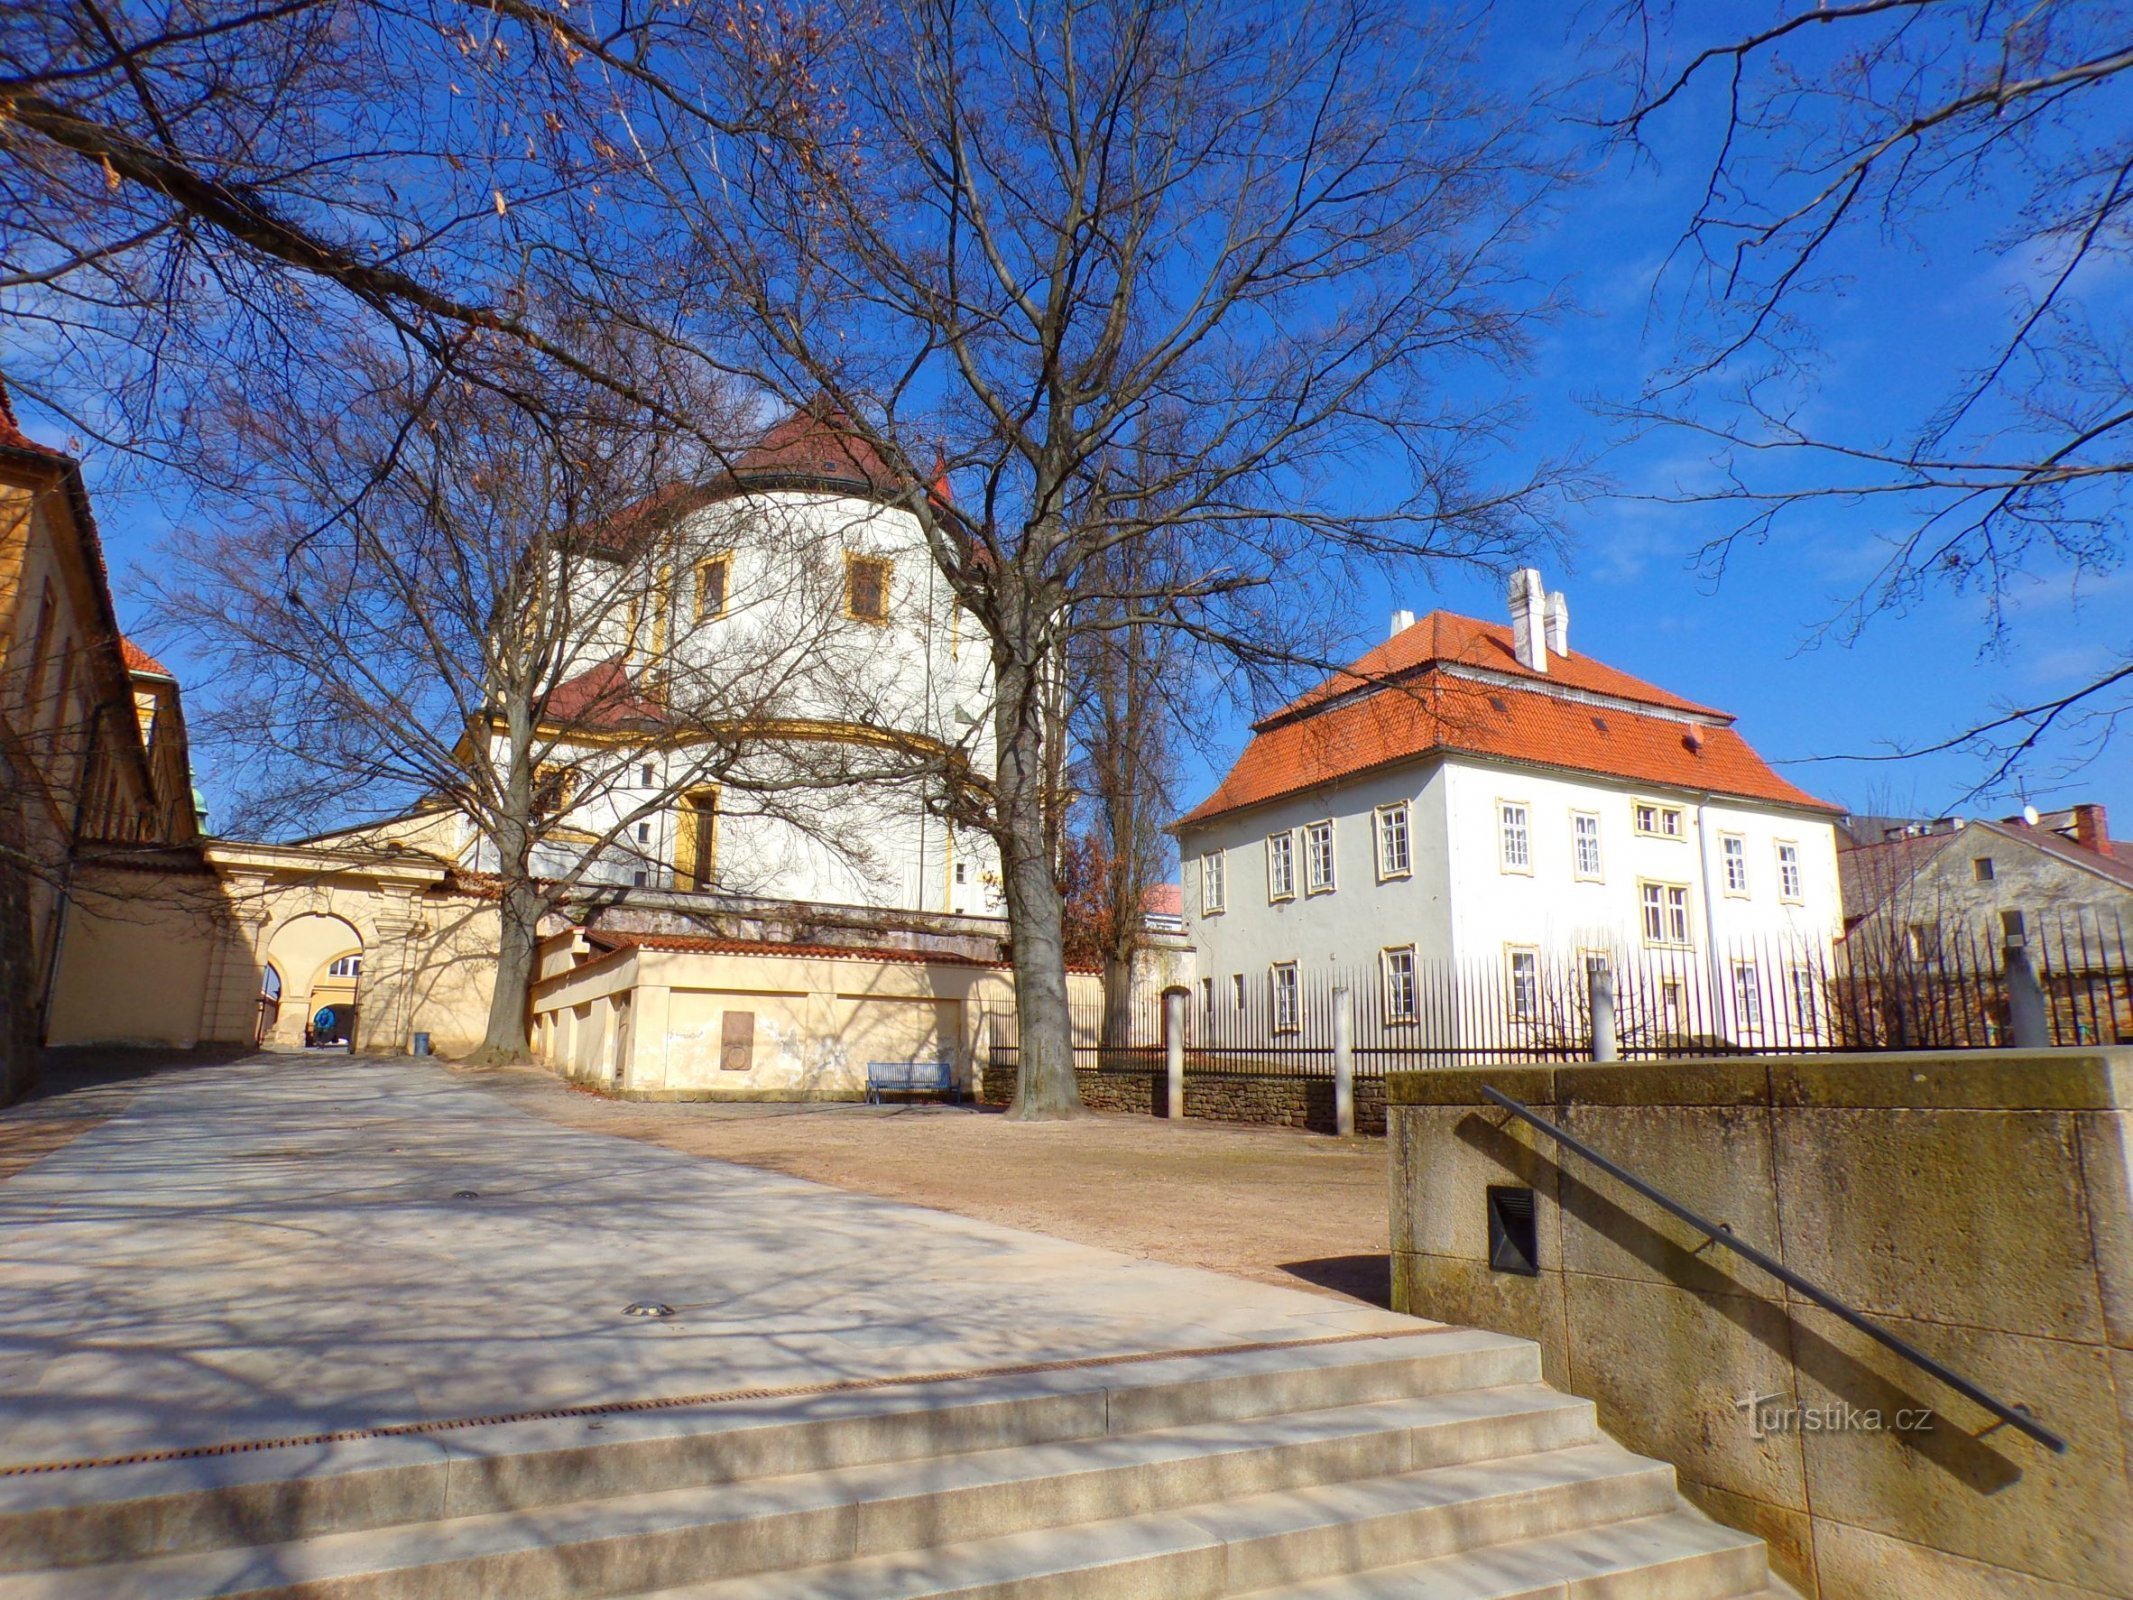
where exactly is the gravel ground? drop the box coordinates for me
[462,1064,1396,1307]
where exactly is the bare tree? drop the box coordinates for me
[1597,1,2133,781]
[609,0,1565,1116]
[147,334,922,1059]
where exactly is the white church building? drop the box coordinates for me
[1175,572,1845,1046]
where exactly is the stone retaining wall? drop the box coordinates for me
[1386,1049,2133,1600]
[980,1059,1386,1134]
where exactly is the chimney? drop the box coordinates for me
[1389,608,1415,639]
[1507,568,1548,673]
[1544,590,1569,657]
[2070,803,2112,857]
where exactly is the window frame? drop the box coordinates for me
[1639,879,1693,947]
[1381,945,1419,1025]
[1266,830,1296,901]
[1633,799,1685,840]
[1776,840,1804,902]
[1270,961,1301,1034]
[1788,967,1819,1033]
[1571,810,1603,881]
[1304,819,1337,894]
[1497,800,1533,875]
[1506,946,1541,1022]
[1200,849,1227,915]
[844,552,893,625]
[1972,855,1996,884]
[1374,802,1412,881]
[695,554,732,621]
[1731,961,1764,1032]
[1199,976,1214,1020]
[1720,832,1750,896]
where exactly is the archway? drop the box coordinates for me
[260,914,365,1048]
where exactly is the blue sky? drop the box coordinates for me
[37,0,2133,838]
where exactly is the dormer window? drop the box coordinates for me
[846,555,891,624]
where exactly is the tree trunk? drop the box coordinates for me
[1099,950,1135,1055]
[474,870,542,1060]
[995,652,1086,1119]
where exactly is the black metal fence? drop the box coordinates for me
[983,916,2133,1079]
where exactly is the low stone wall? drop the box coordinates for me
[1386,1049,2133,1599]
[981,1059,1386,1134]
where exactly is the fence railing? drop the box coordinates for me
[983,916,2133,1078]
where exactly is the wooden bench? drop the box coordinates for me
[865,1060,960,1106]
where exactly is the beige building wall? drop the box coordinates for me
[46,842,502,1057]
[531,933,1101,1101]
[1387,1050,2133,1599]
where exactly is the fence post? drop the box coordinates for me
[1588,957,1619,1062]
[1332,985,1355,1137]
[1162,986,1187,1120]
[2004,933,2050,1048]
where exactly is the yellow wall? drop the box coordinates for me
[45,843,502,1057]
[530,935,1102,1100]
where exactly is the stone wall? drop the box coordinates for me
[980,1059,1386,1134]
[1386,1049,2133,1599]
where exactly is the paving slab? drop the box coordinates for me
[0,1056,1417,1472]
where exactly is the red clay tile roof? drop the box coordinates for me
[120,638,174,679]
[1181,628,1837,828]
[733,404,901,492]
[1269,611,1724,725]
[542,657,666,729]
[1141,883,1184,917]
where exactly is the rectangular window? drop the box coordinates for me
[1732,963,1764,1030]
[1508,949,1540,1020]
[532,764,575,818]
[1778,842,1803,900]
[635,820,651,843]
[1266,831,1295,900]
[640,763,655,786]
[1572,812,1602,879]
[1305,820,1336,892]
[1271,962,1300,1033]
[1375,802,1411,879]
[673,791,718,891]
[1200,850,1226,914]
[21,583,54,716]
[1789,968,1818,1033]
[1499,802,1531,872]
[1660,979,1684,1035]
[1906,922,1941,961]
[1722,834,1749,894]
[1972,856,1996,883]
[845,553,891,623]
[1382,946,1418,1024]
[1232,973,1246,1008]
[696,555,731,620]
[1634,801,1684,839]
[1199,976,1214,1020]
[1640,882,1691,945]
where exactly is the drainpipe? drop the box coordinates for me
[1692,792,1727,1038]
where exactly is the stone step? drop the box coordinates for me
[1235,1510,1770,1598]
[3,1387,1604,1600]
[636,1442,1686,1600]
[0,1328,1536,1571]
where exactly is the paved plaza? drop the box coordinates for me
[0,1056,1415,1472]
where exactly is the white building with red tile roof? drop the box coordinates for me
[1175,571,1844,1037]
[335,402,1004,921]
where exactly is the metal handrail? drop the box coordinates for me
[1481,1086,2068,1454]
